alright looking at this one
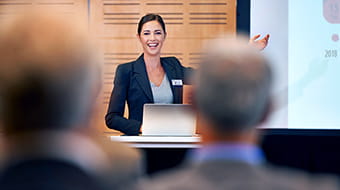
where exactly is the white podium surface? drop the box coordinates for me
[110,136,201,148]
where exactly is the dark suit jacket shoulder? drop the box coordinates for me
[0,159,107,190]
[141,161,339,190]
[105,54,194,135]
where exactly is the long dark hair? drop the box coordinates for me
[137,14,166,35]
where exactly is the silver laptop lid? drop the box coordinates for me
[142,104,196,136]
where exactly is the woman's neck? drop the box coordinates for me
[144,54,161,68]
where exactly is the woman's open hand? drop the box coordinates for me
[249,34,270,51]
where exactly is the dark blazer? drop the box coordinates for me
[0,159,107,190]
[105,54,193,135]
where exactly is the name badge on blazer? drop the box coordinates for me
[171,79,183,86]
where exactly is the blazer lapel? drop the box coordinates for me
[162,58,182,103]
[133,54,154,102]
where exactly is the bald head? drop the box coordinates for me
[0,9,101,134]
[194,35,272,133]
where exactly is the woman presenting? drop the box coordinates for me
[105,14,269,136]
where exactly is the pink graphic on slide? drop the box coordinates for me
[332,34,339,41]
[324,0,340,23]
[324,0,340,41]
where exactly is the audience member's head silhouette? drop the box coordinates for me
[0,9,100,135]
[194,35,272,142]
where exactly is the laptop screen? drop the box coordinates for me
[142,104,196,136]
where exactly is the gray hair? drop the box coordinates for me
[0,9,101,134]
[194,35,272,133]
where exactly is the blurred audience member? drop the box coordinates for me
[140,35,339,190]
[0,9,142,190]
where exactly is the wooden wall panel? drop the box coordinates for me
[0,0,87,15]
[0,0,88,30]
[91,0,236,135]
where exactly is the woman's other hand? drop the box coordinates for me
[249,34,270,51]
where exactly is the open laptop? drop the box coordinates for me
[141,104,196,136]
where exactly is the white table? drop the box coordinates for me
[110,136,201,148]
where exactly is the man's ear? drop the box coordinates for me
[258,99,273,125]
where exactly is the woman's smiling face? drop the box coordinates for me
[138,20,166,57]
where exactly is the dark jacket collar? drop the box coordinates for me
[133,54,154,102]
[161,57,178,102]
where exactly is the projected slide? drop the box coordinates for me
[251,0,340,129]
[289,0,340,128]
